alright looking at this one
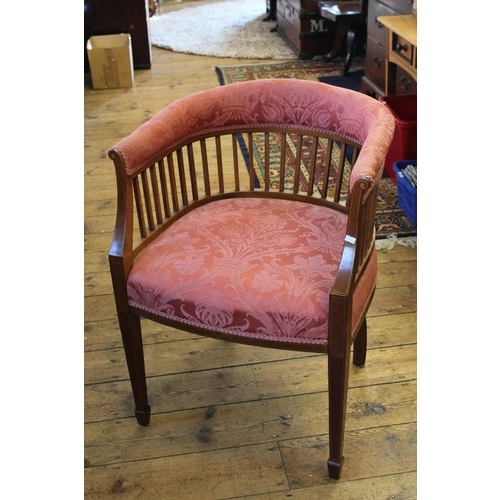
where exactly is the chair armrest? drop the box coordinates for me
[330,235,356,298]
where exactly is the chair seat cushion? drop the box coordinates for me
[127,197,369,346]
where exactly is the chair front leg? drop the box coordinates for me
[327,350,351,479]
[117,311,151,426]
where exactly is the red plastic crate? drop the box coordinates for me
[379,95,417,180]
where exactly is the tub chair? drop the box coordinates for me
[108,78,395,478]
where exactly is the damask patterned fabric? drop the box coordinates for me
[127,197,373,346]
[115,79,392,347]
[114,79,395,197]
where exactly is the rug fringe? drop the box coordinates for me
[376,234,417,252]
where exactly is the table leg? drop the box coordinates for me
[323,20,351,60]
[342,29,357,76]
[263,0,277,21]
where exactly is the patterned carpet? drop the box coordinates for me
[215,59,417,246]
[216,58,366,86]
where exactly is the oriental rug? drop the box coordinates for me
[215,60,417,248]
[215,58,366,86]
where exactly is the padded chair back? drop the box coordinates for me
[109,79,394,272]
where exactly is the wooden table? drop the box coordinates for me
[377,14,417,94]
[318,1,366,76]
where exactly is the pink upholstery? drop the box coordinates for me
[114,80,394,348]
[128,197,375,347]
[109,79,395,477]
[114,79,394,197]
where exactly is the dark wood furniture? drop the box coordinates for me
[107,79,395,479]
[275,0,366,59]
[84,0,152,71]
[264,0,277,21]
[361,0,415,98]
[318,1,367,75]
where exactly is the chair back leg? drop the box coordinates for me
[353,318,367,366]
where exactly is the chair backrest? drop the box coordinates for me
[109,79,395,276]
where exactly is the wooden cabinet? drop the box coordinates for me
[276,0,336,58]
[361,0,414,98]
[378,14,416,94]
[276,0,366,59]
[84,0,152,71]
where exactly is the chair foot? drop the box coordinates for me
[327,457,343,479]
[134,405,151,426]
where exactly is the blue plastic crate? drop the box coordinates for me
[393,160,417,228]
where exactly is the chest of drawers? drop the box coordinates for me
[361,0,415,98]
[378,14,416,94]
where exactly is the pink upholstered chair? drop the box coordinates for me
[108,79,395,479]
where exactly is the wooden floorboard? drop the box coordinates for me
[84,2,417,496]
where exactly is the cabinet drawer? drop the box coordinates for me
[378,0,413,14]
[394,65,417,95]
[365,38,386,90]
[367,1,393,45]
[391,33,414,65]
[361,76,384,99]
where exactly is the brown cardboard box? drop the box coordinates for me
[86,34,134,89]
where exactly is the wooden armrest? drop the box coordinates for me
[330,235,356,298]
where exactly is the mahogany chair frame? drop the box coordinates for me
[108,79,395,479]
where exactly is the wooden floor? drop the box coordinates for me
[84,4,417,497]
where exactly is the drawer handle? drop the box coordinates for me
[400,75,412,90]
[395,43,408,53]
[374,56,383,68]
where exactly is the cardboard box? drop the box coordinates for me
[86,34,134,89]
